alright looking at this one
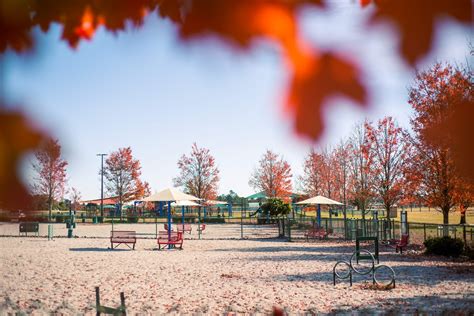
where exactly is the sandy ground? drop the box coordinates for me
[1,223,473,315]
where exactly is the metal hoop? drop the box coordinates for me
[373,264,396,287]
[350,249,375,275]
[333,261,351,279]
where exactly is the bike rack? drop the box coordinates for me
[333,249,395,288]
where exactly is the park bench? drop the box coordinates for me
[386,234,409,254]
[95,286,126,315]
[110,230,136,250]
[19,222,39,236]
[164,223,192,234]
[157,231,183,250]
[175,223,192,234]
[304,227,329,241]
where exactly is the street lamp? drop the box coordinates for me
[97,153,107,218]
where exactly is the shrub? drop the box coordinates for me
[127,216,139,223]
[201,217,225,223]
[463,245,474,260]
[424,236,464,257]
[260,198,291,217]
[172,216,196,223]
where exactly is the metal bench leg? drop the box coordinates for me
[96,287,101,316]
[120,292,126,315]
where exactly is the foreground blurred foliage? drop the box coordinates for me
[0,0,472,210]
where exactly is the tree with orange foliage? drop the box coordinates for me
[365,117,411,220]
[456,181,473,225]
[299,148,324,197]
[407,63,472,225]
[320,147,338,200]
[32,138,68,220]
[250,150,292,198]
[173,143,220,200]
[333,140,351,219]
[348,122,375,220]
[104,147,150,216]
[69,187,82,211]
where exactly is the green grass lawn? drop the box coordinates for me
[297,209,473,225]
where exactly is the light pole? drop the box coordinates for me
[97,153,107,218]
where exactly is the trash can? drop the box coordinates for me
[93,216,97,224]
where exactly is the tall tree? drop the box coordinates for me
[173,143,220,200]
[104,147,150,215]
[365,117,410,220]
[334,140,351,215]
[299,148,324,196]
[348,122,375,220]
[32,138,68,219]
[249,150,292,198]
[408,63,472,225]
[69,187,82,211]
[320,147,337,199]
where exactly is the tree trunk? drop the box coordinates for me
[460,209,466,225]
[48,195,53,221]
[442,209,449,225]
[385,205,392,239]
[442,208,449,237]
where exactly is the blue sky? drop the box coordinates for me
[3,4,470,199]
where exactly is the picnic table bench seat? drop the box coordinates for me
[386,234,409,254]
[110,231,136,250]
[157,231,183,250]
[19,222,39,236]
[304,228,329,241]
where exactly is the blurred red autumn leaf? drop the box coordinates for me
[287,52,367,139]
[0,108,44,210]
[1,0,472,210]
[366,0,471,65]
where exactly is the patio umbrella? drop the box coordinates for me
[296,195,343,227]
[143,188,200,203]
[143,188,200,246]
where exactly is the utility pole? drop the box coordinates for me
[97,153,107,218]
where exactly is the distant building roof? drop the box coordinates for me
[246,191,267,200]
[246,191,301,200]
[81,196,119,205]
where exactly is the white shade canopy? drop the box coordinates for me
[204,200,228,205]
[143,188,200,202]
[296,195,343,205]
[171,200,201,207]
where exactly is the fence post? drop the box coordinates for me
[462,225,466,245]
[287,219,292,242]
[423,223,426,242]
[240,214,243,239]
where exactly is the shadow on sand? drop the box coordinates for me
[69,247,131,252]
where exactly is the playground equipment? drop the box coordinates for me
[355,236,379,264]
[95,287,126,315]
[333,250,395,288]
[65,200,76,238]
